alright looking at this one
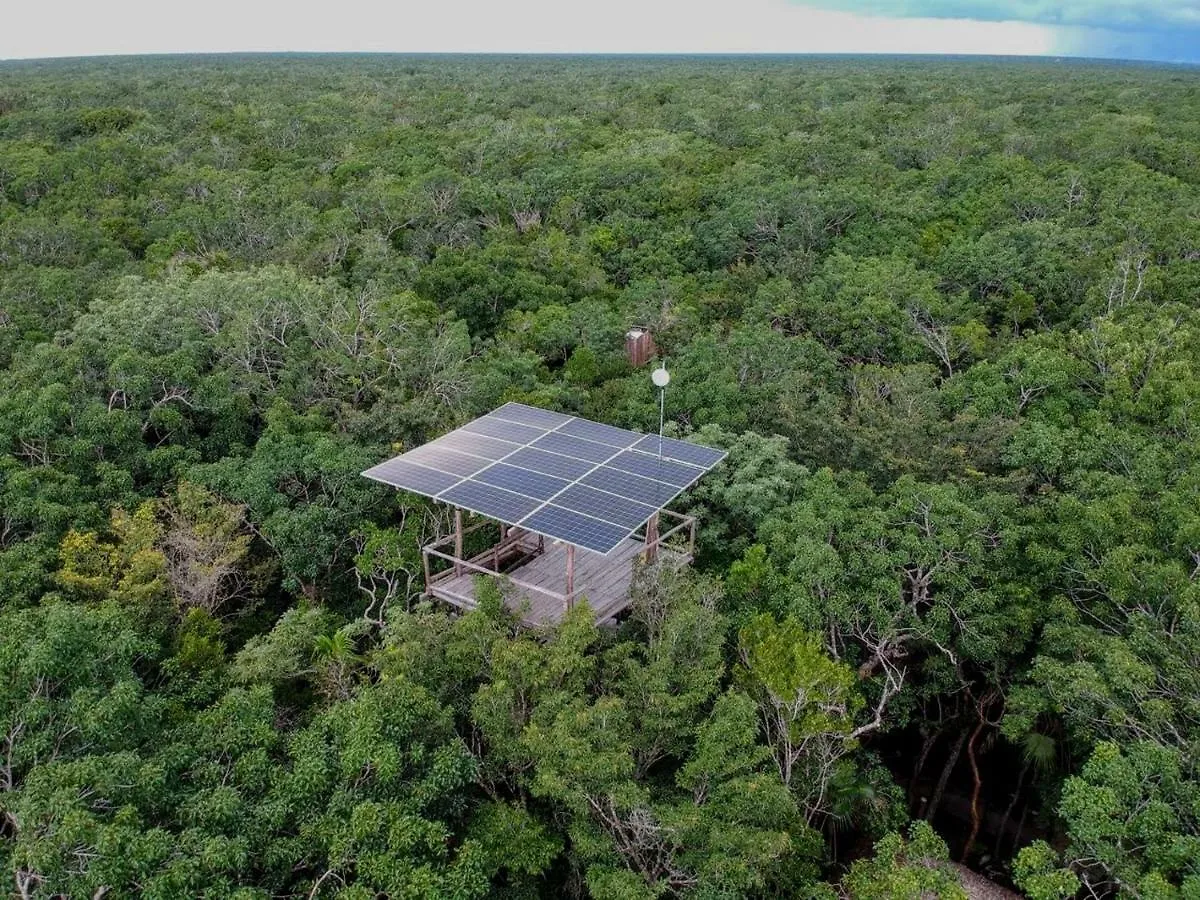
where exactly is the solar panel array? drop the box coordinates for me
[363,402,726,554]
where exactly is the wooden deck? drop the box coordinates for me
[422,509,696,627]
[426,537,686,626]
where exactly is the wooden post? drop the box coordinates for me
[565,544,575,611]
[454,508,464,577]
[422,549,432,595]
[688,516,696,559]
[645,512,659,562]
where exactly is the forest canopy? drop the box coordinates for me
[0,53,1198,898]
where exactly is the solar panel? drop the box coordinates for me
[404,446,493,477]
[472,462,570,501]
[579,466,681,508]
[554,483,659,530]
[607,450,704,488]
[440,480,542,523]
[632,433,727,469]
[531,431,616,464]
[522,505,631,554]
[364,459,461,495]
[503,446,596,481]
[491,402,573,429]
[362,403,726,555]
[559,417,640,448]
[461,416,547,445]
[435,431,519,460]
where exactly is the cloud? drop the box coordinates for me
[797,0,1200,32]
[0,0,1192,63]
[793,1,1200,62]
[1,0,1058,60]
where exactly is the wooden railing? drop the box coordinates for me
[420,509,697,617]
[631,508,696,560]
[423,545,565,602]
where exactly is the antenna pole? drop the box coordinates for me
[651,363,670,460]
[658,384,665,460]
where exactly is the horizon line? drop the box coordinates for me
[3,49,1197,67]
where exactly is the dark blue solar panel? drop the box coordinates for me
[363,459,461,495]
[503,446,595,481]
[404,446,492,477]
[522,505,630,554]
[553,484,658,529]
[491,402,573,429]
[531,432,616,463]
[607,450,703,488]
[580,466,681,507]
[434,430,519,460]
[473,462,570,500]
[631,434,726,469]
[461,416,547,445]
[559,417,641,448]
[440,480,542,523]
[365,404,727,553]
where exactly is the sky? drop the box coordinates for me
[1,0,1196,63]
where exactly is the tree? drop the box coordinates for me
[56,502,169,614]
[195,403,384,595]
[1016,741,1200,898]
[160,480,257,618]
[352,516,434,624]
[737,614,898,824]
[274,679,487,898]
[842,821,966,900]
[0,599,166,897]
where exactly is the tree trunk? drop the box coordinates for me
[993,758,1030,859]
[1013,800,1030,852]
[924,728,967,822]
[961,715,989,863]
[909,729,939,816]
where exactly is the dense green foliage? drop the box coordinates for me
[0,54,1198,897]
